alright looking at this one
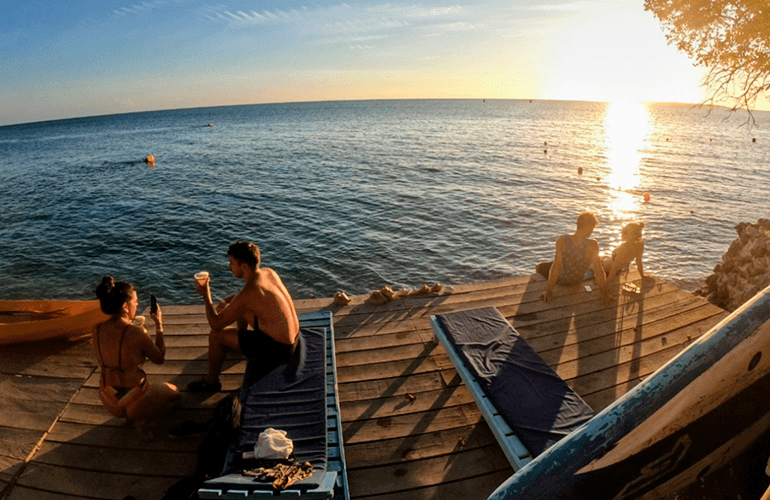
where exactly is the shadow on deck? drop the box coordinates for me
[0,271,727,500]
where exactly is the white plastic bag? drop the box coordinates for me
[254,428,293,460]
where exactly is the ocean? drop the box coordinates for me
[0,99,768,306]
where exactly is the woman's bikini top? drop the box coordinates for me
[611,238,643,262]
[95,323,146,393]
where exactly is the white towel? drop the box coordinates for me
[254,428,293,460]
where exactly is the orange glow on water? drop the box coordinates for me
[603,100,650,217]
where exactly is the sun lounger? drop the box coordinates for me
[430,307,594,471]
[198,311,349,500]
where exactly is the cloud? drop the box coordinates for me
[202,2,473,44]
[110,0,166,17]
[527,0,638,13]
[527,1,601,12]
[317,34,388,45]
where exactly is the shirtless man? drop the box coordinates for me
[540,212,611,304]
[188,240,300,392]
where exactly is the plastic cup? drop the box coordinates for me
[194,271,209,285]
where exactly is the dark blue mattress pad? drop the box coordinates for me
[435,307,594,456]
[210,326,328,491]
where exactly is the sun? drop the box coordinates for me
[540,2,707,105]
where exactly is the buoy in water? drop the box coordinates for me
[577,167,583,175]
[643,192,651,202]
[144,154,155,166]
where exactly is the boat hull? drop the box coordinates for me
[489,285,770,500]
[0,300,108,345]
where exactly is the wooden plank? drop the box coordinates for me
[334,327,425,353]
[162,334,210,348]
[575,344,700,411]
[0,375,88,404]
[501,284,687,330]
[72,384,241,408]
[408,273,648,321]
[348,444,511,497]
[338,370,460,403]
[13,462,182,500]
[334,312,418,338]
[355,470,514,500]
[583,379,645,412]
[0,397,74,432]
[341,385,476,421]
[0,460,25,481]
[30,441,197,476]
[44,421,200,452]
[522,298,722,356]
[327,272,641,325]
[535,306,726,376]
[0,469,16,484]
[513,289,707,342]
[80,365,247,387]
[344,424,500,467]
[298,275,533,323]
[0,337,94,359]
[556,314,728,389]
[336,354,444,384]
[336,342,436,368]
[0,343,96,378]
[0,427,46,464]
[60,401,219,427]
[342,404,483,445]
[5,485,104,500]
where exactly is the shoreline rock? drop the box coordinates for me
[695,219,770,311]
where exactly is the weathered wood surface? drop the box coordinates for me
[0,272,727,500]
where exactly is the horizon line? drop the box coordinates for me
[0,97,753,129]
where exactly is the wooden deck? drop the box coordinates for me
[0,271,728,500]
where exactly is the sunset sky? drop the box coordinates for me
[0,0,735,126]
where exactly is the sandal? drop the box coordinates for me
[187,378,222,393]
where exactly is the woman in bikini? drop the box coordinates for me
[602,221,647,282]
[93,276,181,438]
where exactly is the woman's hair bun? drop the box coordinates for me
[95,276,135,316]
[95,276,115,300]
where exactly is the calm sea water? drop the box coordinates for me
[0,99,768,305]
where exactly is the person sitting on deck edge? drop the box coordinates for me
[602,221,650,284]
[93,276,181,438]
[536,211,611,304]
[188,240,300,392]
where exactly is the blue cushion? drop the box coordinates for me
[213,327,328,491]
[434,307,594,456]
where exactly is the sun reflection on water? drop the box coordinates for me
[603,100,650,218]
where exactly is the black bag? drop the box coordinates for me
[161,394,242,500]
